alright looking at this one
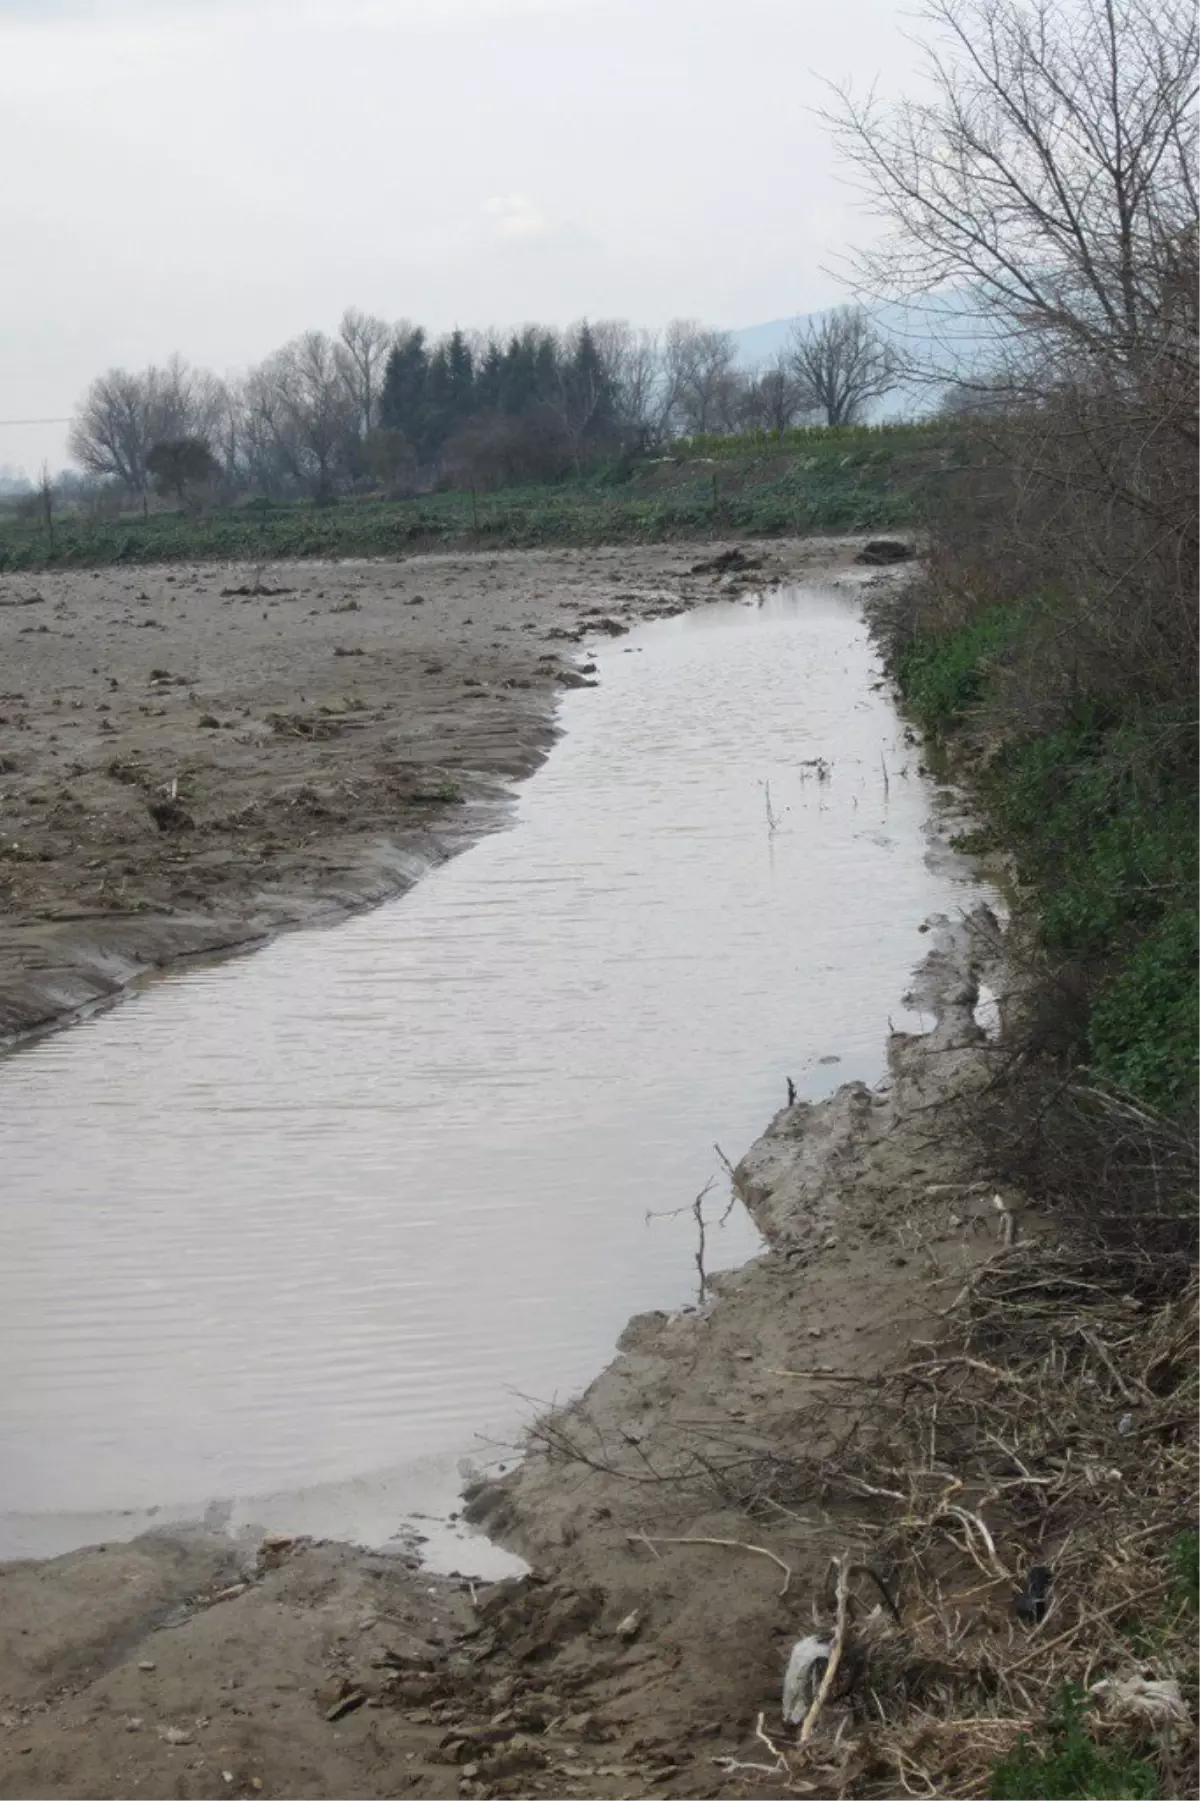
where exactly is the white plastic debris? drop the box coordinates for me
[782,1634,832,1724]
[991,1191,1018,1246]
[1090,1674,1189,1725]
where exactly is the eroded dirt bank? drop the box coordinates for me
[0,911,1012,1800]
[0,537,855,1043]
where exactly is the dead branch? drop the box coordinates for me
[627,1531,793,1596]
[798,1554,851,1743]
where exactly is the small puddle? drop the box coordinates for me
[0,583,995,1568]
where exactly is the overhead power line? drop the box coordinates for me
[0,417,72,427]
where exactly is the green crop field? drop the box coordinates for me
[0,424,958,573]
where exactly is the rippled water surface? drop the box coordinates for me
[1,584,990,1565]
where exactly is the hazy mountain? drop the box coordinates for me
[729,292,990,420]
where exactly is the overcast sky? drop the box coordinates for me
[0,0,920,474]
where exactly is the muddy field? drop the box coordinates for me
[0,539,857,1042]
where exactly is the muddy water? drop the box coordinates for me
[0,583,992,1569]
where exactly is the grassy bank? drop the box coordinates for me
[893,603,1197,1118]
[0,423,953,572]
[871,576,1197,1799]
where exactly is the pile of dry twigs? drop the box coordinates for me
[743,1242,1198,1798]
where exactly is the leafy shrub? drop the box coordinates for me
[982,710,1198,1113]
[896,603,1021,737]
[990,1687,1160,1800]
[1086,910,1199,1110]
[893,595,1197,1118]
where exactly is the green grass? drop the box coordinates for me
[1171,1530,1199,1613]
[894,621,1197,1116]
[669,419,948,458]
[983,710,1197,1113]
[991,1687,1160,1800]
[0,425,956,573]
[896,601,1024,736]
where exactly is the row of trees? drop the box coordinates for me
[66,307,900,506]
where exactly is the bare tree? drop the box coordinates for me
[827,0,1197,385]
[788,306,898,425]
[662,320,740,435]
[591,321,663,447]
[335,308,394,440]
[828,0,1198,700]
[69,357,223,496]
[937,377,1022,419]
[741,350,813,432]
[69,369,152,494]
[205,377,248,492]
[37,463,55,544]
[250,332,358,499]
[188,366,234,447]
[239,371,290,496]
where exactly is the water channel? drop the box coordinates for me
[0,581,993,1570]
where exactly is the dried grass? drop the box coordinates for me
[735,1246,1199,1797]
[527,1239,1197,1797]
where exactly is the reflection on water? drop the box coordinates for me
[0,584,992,1566]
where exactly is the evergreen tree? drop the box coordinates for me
[422,343,455,459]
[499,332,539,415]
[417,332,479,461]
[373,317,621,475]
[533,331,561,403]
[379,328,428,437]
[475,340,505,412]
[445,330,476,420]
[565,321,616,444]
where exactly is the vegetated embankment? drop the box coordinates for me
[847,452,1199,1795]
[0,424,951,573]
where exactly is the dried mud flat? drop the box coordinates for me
[0,536,1018,1801]
[0,537,853,1043]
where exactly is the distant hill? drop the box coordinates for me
[729,292,990,420]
